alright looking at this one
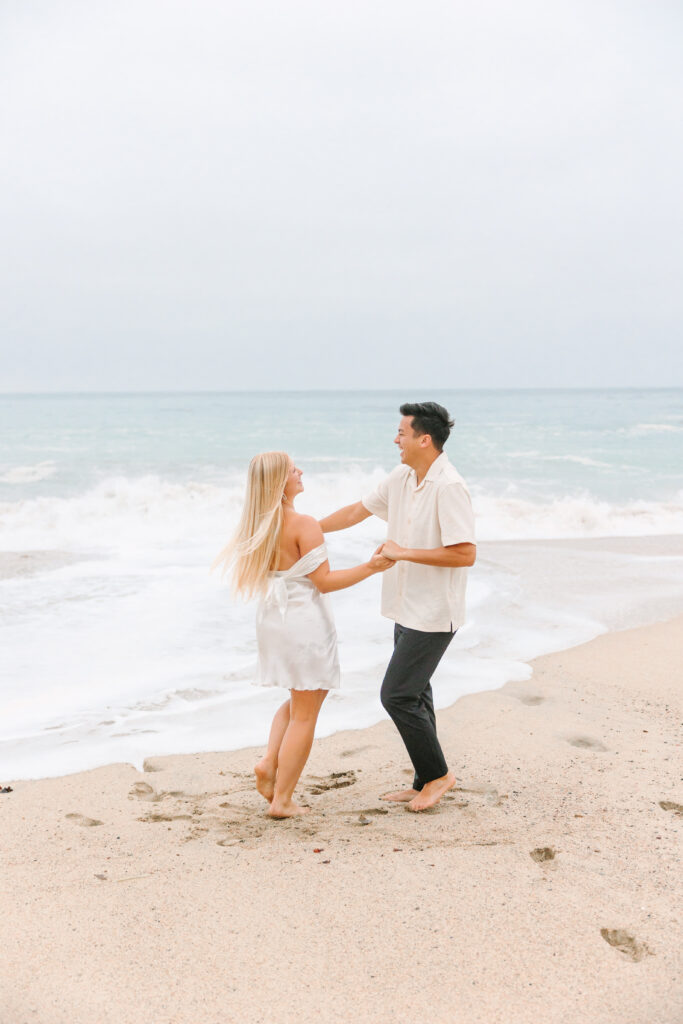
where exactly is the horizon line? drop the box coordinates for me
[1,385,682,397]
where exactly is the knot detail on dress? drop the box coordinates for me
[265,576,289,619]
[261,543,328,621]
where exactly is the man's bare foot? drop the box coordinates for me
[267,800,310,819]
[254,758,276,802]
[406,772,456,812]
[380,788,419,803]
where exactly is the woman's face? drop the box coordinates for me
[283,458,304,502]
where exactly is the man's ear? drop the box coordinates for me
[419,434,432,448]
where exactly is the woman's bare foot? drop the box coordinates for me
[267,800,310,819]
[380,788,419,802]
[406,772,456,812]
[254,758,276,802]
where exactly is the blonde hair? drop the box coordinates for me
[213,451,290,599]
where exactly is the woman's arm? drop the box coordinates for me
[296,517,392,594]
[309,552,391,593]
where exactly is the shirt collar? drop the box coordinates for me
[411,451,449,490]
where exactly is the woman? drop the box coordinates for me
[215,451,392,818]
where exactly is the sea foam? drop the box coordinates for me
[2,471,683,556]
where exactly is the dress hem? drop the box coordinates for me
[253,681,341,691]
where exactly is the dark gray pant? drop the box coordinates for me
[380,622,455,790]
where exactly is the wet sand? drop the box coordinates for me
[0,549,85,579]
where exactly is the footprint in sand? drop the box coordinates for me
[128,782,163,803]
[65,812,103,827]
[566,736,608,752]
[443,796,470,809]
[138,811,194,823]
[307,770,357,795]
[219,800,250,814]
[130,786,197,823]
[181,826,210,843]
[142,759,163,773]
[517,695,545,706]
[530,846,556,863]
[216,827,267,847]
[337,806,388,818]
[130,782,190,805]
[600,928,653,962]
[340,746,373,759]
[659,800,683,817]
[456,783,504,806]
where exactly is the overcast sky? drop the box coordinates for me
[1,1,682,391]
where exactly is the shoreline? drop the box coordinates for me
[3,533,683,783]
[2,533,682,576]
[2,614,682,1023]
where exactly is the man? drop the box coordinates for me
[319,401,476,812]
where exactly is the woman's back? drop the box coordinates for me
[273,508,317,572]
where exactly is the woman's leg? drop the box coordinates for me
[254,699,291,801]
[268,689,328,818]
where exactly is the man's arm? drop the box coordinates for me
[379,540,476,568]
[319,501,372,533]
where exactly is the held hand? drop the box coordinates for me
[369,546,395,572]
[378,539,403,562]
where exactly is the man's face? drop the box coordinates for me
[394,416,425,466]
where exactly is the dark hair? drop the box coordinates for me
[399,401,454,452]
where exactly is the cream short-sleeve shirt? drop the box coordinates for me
[361,452,475,632]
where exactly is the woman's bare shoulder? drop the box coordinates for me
[290,513,324,544]
[281,511,322,540]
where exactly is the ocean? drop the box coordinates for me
[1,389,682,780]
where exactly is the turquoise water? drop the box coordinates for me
[1,388,681,504]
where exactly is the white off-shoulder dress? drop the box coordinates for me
[255,542,341,691]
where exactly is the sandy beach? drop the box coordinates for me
[2,615,681,1024]
[3,2,683,1018]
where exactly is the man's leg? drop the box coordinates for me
[380,624,420,803]
[384,682,438,798]
[380,624,455,808]
[412,681,437,791]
